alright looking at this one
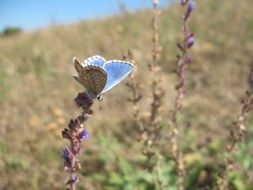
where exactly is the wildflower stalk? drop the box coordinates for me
[169,1,196,190]
[128,0,164,187]
[142,0,166,188]
[148,0,164,135]
[217,90,253,189]
[61,58,93,190]
[124,52,162,186]
[125,50,142,122]
[150,0,160,69]
[131,0,163,163]
[149,0,164,124]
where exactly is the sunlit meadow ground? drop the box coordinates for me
[0,0,253,189]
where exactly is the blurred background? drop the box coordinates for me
[0,0,169,31]
[0,0,253,189]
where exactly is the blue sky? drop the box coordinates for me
[0,0,171,31]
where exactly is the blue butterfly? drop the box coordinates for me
[73,55,134,99]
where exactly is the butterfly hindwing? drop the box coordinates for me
[83,55,106,67]
[73,57,107,96]
[102,60,134,93]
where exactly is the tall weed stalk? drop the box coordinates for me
[169,1,196,189]
[61,58,93,190]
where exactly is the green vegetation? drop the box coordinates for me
[1,27,22,36]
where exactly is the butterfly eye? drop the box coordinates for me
[97,95,103,101]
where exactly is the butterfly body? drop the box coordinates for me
[73,55,134,99]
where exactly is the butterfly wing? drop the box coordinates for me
[73,57,87,86]
[102,60,134,93]
[73,57,107,97]
[82,65,107,96]
[83,55,106,67]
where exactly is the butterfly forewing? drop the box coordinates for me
[73,57,89,86]
[81,65,107,96]
[83,55,106,67]
[102,60,134,93]
[73,57,84,76]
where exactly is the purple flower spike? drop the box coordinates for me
[66,175,79,185]
[184,0,196,21]
[62,147,71,160]
[79,129,89,140]
[75,92,93,108]
[62,147,73,171]
[62,59,97,189]
[185,34,195,49]
[187,1,196,12]
[62,128,71,140]
[71,140,81,154]
[71,175,78,183]
[185,55,193,63]
[68,119,80,130]
[180,0,188,6]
